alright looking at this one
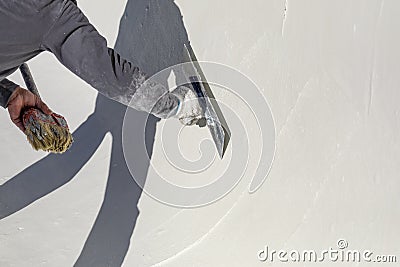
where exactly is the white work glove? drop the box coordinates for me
[171,86,203,126]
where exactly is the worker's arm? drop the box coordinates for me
[41,1,179,119]
[7,87,53,132]
[0,79,19,108]
[1,76,53,132]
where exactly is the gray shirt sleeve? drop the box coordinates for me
[0,79,19,108]
[41,0,178,118]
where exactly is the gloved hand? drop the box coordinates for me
[171,86,203,126]
[6,87,53,132]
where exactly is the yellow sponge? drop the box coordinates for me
[22,108,73,154]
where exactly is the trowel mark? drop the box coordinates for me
[281,0,289,37]
[153,190,248,266]
[367,64,375,115]
[367,0,384,115]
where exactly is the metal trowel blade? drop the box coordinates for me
[182,44,231,158]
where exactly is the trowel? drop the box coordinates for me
[182,44,230,158]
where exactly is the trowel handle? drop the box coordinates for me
[189,75,208,108]
[19,63,41,98]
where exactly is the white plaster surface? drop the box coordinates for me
[1,0,400,266]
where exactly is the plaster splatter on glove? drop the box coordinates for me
[172,86,203,126]
[22,108,73,153]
